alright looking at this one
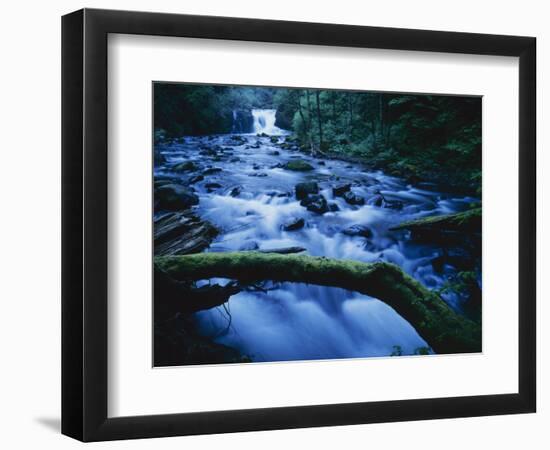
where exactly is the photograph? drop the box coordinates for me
[152,83,482,367]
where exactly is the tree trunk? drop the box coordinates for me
[378,93,384,140]
[297,93,307,134]
[305,90,314,152]
[347,92,354,136]
[315,90,323,149]
[155,252,481,354]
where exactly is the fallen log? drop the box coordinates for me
[155,252,481,354]
[389,208,481,233]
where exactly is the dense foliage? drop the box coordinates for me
[273,89,481,193]
[154,83,481,193]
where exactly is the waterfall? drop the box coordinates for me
[252,109,285,135]
[231,110,237,133]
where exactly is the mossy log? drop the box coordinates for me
[390,208,481,233]
[155,252,481,354]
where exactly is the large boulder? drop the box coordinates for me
[300,194,328,214]
[156,184,199,211]
[295,182,319,200]
[283,160,314,171]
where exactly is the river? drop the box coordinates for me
[154,109,479,363]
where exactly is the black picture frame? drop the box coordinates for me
[62,8,536,442]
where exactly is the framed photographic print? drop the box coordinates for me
[62,8,536,441]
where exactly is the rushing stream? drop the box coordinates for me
[155,109,479,363]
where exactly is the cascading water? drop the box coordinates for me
[231,110,237,133]
[155,131,479,363]
[251,109,285,135]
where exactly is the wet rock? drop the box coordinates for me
[300,194,328,214]
[257,132,269,138]
[154,211,217,256]
[318,161,326,166]
[252,164,261,170]
[281,217,305,231]
[200,147,217,156]
[156,184,199,211]
[343,191,365,206]
[328,203,340,212]
[270,136,279,143]
[368,194,384,207]
[295,181,319,200]
[268,150,280,156]
[189,174,205,184]
[332,183,351,197]
[229,186,242,197]
[173,161,198,172]
[249,172,268,177]
[230,135,246,144]
[239,241,260,251]
[203,167,222,175]
[382,199,404,210]
[205,182,222,191]
[283,160,314,171]
[229,157,241,163]
[154,178,173,188]
[342,225,373,238]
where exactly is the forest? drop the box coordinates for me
[154,83,481,193]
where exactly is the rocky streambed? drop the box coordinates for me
[153,123,481,366]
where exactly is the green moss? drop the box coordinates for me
[283,160,314,171]
[390,208,481,232]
